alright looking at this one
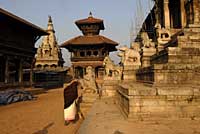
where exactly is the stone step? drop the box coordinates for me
[82,93,98,97]
[82,94,98,102]
[82,97,97,102]
[79,93,99,117]
[80,103,93,107]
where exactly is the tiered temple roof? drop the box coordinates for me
[61,12,117,51]
[61,35,117,48]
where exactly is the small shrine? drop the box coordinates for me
[61,12,118,80]
[35,16,64,70]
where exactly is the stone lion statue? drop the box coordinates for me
[118,45,141,66]
[155,23,171,45]
[103,56,122,78]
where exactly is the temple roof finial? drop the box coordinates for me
[48,15,52,23]
[89,12,93,17]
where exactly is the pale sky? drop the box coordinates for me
[0,0,154,66]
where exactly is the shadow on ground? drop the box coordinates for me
[32,122,54,134]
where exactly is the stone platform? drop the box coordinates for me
[117,82,200,121]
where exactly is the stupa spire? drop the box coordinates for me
[48,15,52,22]
[89,11,93,18]
[47,15,55,33]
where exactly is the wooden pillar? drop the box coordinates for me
[164,0,170,28]
[18,59,23,84]
[180,0,186,27]
[83,67,86,76]
[30,68,33,87]
[4,56,9,83]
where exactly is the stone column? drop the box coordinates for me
[4,56,9,83]
[180,0,186,27]
[164,0,170,28]
[18,59,23,84]
[154,0,160,27]
[193,0,200,24]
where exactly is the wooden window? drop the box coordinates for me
[86,51,92,56]
[80,51,85,57]
[93,51,98,56]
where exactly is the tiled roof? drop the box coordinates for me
[0,8,48,35]
[75,16,103,24]
[61,35,118,47]
[75,16,104,30]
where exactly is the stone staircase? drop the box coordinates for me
[80,92,98,117]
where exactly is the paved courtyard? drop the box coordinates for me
[78,97,200,134]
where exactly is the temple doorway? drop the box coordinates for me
[75,66,84,78]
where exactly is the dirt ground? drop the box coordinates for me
[0,88,82,134]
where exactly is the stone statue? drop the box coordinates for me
[37,47,42,58]
[53,46,58,57]
[131,42,141,52]
[103,56,122,79]
[141,32,155,48]
[118,45,141,66]
[79,66,97,93]
[155,23,171,46]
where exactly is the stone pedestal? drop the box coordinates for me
[102,80,120,97]
[123,65,139,81]
[142,48,156,67]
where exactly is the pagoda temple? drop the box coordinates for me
[35,16,64,70]
[61,12,118,79]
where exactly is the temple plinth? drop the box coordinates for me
[117,0,200,120]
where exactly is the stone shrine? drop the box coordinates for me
[35,16,64,70]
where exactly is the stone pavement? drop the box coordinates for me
[78,97,200,134]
